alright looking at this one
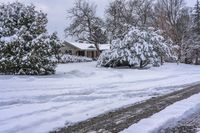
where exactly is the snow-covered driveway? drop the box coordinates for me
[0,62,200,133]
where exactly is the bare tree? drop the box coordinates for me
[105,0,128,40]
[65,0,107,56]
[153,0,190,59]
[105,0,154,41]
[129,0,154,26]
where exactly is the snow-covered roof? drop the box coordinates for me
[100,44,110,50]
[66,42,110,51]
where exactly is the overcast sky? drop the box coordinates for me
[0,0,197,40]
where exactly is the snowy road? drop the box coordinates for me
[122,87,200,133]
[55,84,200,133]
[1,62,200,133]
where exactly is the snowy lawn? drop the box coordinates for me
[1,62,200,133]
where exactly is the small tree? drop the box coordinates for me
[194,0,200,33]
[97,27,173,68]
[183,33,200,65]
[150,29,174,65]
[0,2,56,75]
[65,0,107,56]
[182,0,200,65]
[193,0,200,64]
[49,32,63,62]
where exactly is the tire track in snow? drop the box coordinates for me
[52,84,200,133]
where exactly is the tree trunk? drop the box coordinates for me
[178,49,181,63]
[94,43,100,57]
[195,51,199,65]
[161,56,164,65]
[140,61,143,68]
[185,58,188,64]
[195,57,198,65]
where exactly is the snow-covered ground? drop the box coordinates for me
[1,62,200,133]
[121,92,200,133]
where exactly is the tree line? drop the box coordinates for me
[66,0,200,65]
[0,0,199,75]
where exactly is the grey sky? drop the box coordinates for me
[0,0,197,40]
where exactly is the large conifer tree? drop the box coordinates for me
[0,2,56,75]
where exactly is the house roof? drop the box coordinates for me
[66,42,110,51]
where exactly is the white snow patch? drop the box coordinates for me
[0,35,18,43]
[0,62,200,133]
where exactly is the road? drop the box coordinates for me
[51,84,200,133]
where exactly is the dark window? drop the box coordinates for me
[65,50,72,55]
[78,51,85,56]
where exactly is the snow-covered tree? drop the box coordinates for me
[193,0,200,33]
[49,32,63,62]
[105,0,154,40]
[0,2,56,75]
[183,33,200,64]
[97,27,173,68]
[182,0,200,65]
[150,29,175,65]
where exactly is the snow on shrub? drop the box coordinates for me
[0,2,57,75]
[49,32,64,63]
[52,54,93,63]
[97,27,174,68]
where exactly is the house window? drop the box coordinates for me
[78,51,85,56]
[65,50,72,55]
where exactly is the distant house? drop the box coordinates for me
[61,41,110,58]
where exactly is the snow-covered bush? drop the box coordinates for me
[0,2,56,75]
[97,27,173,68]
[52,54,93,63]
[151,29,176,64]
[182,32,200,64]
